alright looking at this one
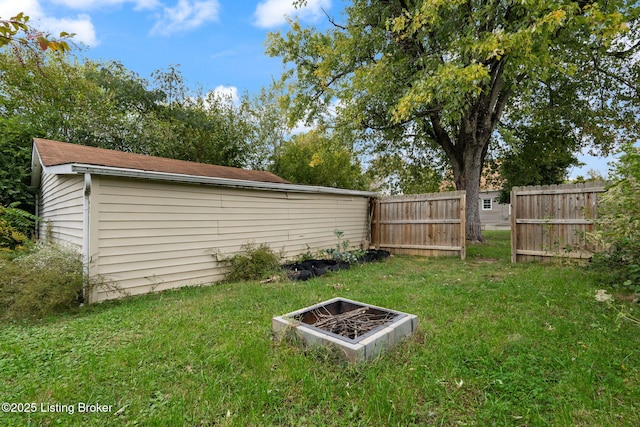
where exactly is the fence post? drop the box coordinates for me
[375,198,381,249]
[510,187,518,263]
[460,192,466,260]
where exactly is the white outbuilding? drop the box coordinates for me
[31,138,375,303]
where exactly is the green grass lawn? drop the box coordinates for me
[1,231,639,426]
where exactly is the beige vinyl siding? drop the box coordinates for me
[92,176,369,302]
[38,173,84,250]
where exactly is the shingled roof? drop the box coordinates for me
[33,138,290,185]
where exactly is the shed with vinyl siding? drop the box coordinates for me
[31,138,375,303]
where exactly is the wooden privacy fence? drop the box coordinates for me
[370,191,466,259]
[511,182,606,263]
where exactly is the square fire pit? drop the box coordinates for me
[272,297,418,362]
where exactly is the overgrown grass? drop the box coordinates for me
[222,242,283,283]
[1,231,638,426]
[0,244,85,320]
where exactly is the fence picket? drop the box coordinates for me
[371,191,466,259]
[510,182,606,263]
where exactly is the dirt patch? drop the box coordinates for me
[472,257,500,264]
[614,293,640,303]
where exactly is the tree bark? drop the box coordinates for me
[429,114,491,242]
[428,59,509,242]
[454,141,487,243]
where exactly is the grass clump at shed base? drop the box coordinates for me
[0,243,85,320]
[1,231,639,426]
[222,242,283,283]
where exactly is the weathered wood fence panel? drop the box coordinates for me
[511,182,606,263]
[371,191,466,259]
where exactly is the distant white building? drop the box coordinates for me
[478,190,510,230]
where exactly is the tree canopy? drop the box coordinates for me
[0,34,278,211]
[0,19,372,214]
[495,107,583,203]
[271,129,369,190]
[0,13,71,53]
[267,0,640,241]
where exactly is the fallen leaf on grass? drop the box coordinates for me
[114,405,128,416]
[595,289,613,302]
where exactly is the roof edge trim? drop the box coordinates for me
[68,164,378,197]
[30,142,42,187]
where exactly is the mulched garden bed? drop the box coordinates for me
[282,249,390,281]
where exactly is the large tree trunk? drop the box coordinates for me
[451,141,488,243]
[430,115,491,242]
[427,61,509,242]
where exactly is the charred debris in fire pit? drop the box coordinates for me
[272,298,418,362]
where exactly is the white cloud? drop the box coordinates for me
[211,85,239,105]
[290,120,314,135]
[3,0,219,45]
[289,97,339,135]
[42,14,98,46]
[254,0,331,29]
[50,0,159,10]
[210,49,235,59]
[150,0,219,36]
[0,0,43,19]
[0,0,98,46]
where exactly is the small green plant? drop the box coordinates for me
[223,242,283,283]
[0,243,85,319]
[296,244,316,262]
[595,289,640,327]
[326,229,365,263]
[0,202,39,255]
[590,244,640,294]
[588,144,640,294]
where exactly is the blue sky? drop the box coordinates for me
[1,0,617,178]
[0,0,341,99]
